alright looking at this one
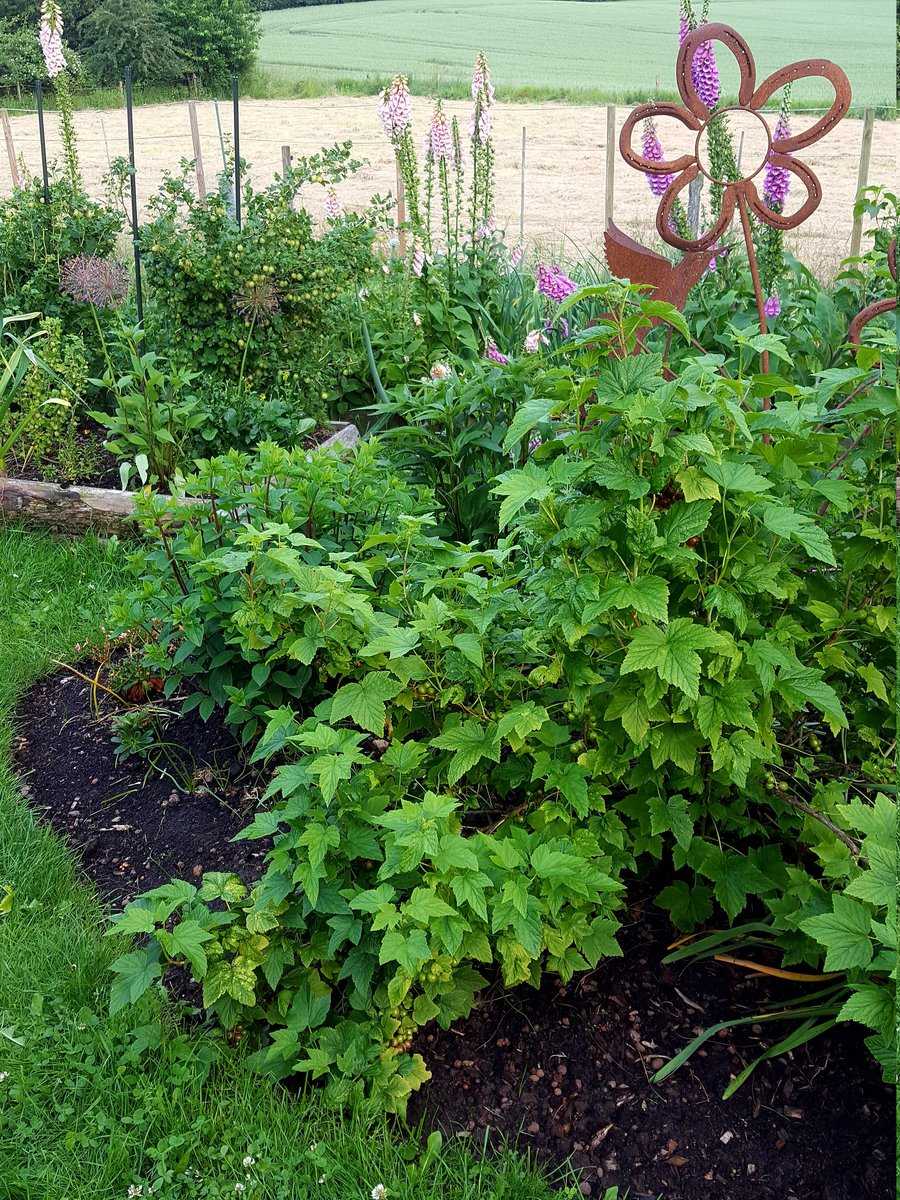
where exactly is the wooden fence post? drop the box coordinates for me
[605,105,616,229]
[188,101,206,199]
[849,108,875,259]
[0,110,20,188]
[281,144,292,175]
[519,126,526,242]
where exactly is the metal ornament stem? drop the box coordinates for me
[737,192,770,381]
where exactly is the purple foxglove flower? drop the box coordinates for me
[536,263,577,303]
[641,119,675,197]
[484,338,509,365]
[510,244,524,269]
[763,113,792,209]
[412,246,426,277]
[691,39,720,109]
[324,189,342,220]
[764,294,782,319]
[378,75,412,142]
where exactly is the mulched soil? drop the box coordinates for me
[409,910,895,1200]
[11,666,896,1199]
[12,667,270,907]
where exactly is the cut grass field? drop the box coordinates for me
[258,0,898,110]
[0,527,572,1200]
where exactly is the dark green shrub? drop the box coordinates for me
[141,145,375,403]
[189,377,324,457]
[157,0,259,87]
[79,0,184,86]
[0,178,124,341]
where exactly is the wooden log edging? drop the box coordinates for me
[0,423,360,535]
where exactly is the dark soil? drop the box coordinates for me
[12,667,896,1200]
[12,667,270,908]
[7,423,121,489]
[409,909,895,1200]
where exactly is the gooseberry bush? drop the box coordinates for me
[108,279,895,1108]
[142,143,376,405]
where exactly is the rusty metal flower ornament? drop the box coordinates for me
[849,238,897,345]
[619,22,851,371]
[620,23,852,254]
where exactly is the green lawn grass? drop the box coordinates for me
[0,527,574,1200]
[257,0,897,111]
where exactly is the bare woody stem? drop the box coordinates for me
[736,191,771,393]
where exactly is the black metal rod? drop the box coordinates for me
[232,75,241,230]
[124,67,144,324]
[34,82,50,203]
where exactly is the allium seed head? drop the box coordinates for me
[60,255,130,307]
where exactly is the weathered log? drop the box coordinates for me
[0,423,360,535]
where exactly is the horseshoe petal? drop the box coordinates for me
[745,155,822,230]
[657,164,736,253]
[751,61,851,151]
[619,102,700,176]
[677,23,756,119]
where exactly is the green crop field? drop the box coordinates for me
[257,0,897,110]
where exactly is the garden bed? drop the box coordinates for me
[10,664,895,1200]
[0,422,359,535]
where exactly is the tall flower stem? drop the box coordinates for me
[737,192,770,387]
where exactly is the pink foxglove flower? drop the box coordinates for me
[378,75,412,142]
[536,263,577,303]
[39,0,66,78]
[412,246,426,277]
[324,189,342,220]
[484,338,509,365]
[428,101,454,163]
[474,216,496,242]
[641,119,674,197]
[471,51,495,106]
[510,244,524,269]
[764,294,782,319]
[470,51,495,142]
[430,361,452,381]
[523,329,548,354]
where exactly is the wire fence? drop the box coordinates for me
[0,84,894,285]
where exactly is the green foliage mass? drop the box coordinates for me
[108,274,895,1110]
